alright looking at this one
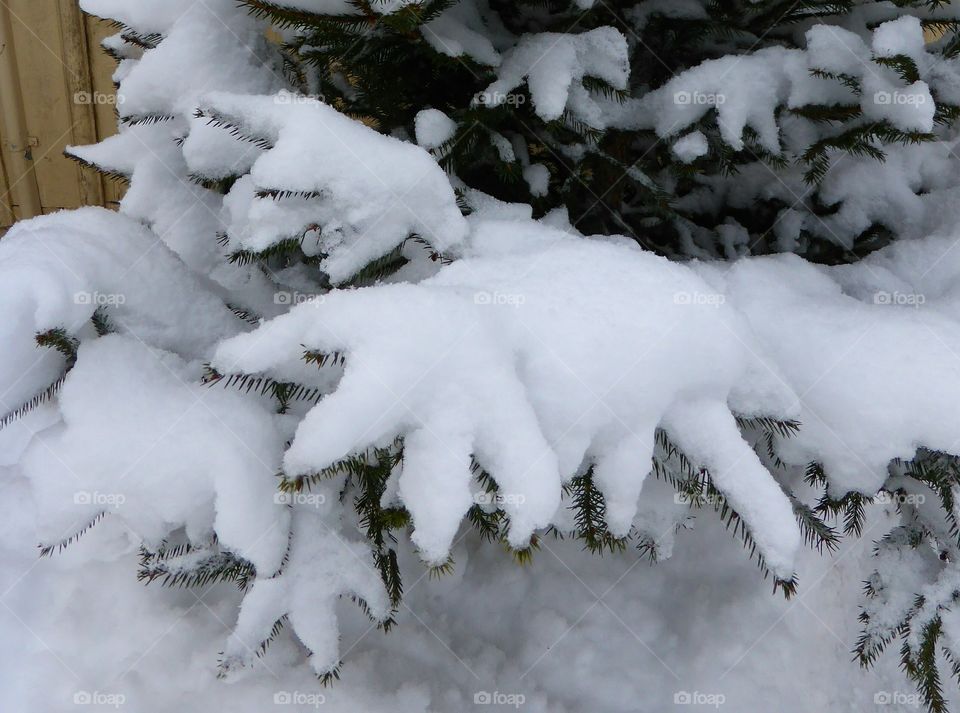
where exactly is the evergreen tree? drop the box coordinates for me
[2,0,960,709]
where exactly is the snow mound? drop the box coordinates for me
[0,208,238,411]
[21,334,290,575]
[478,27,629,127]
[198,93,469,284]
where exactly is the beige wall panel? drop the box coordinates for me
[0,1,123,228]
[0,122,15,226]
[8,0,80,212]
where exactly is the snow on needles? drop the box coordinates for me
[0,208,238,408]
[21,335,291,576]
[214,220,802,576]
[213,213,960,578]
[199,93,469,284]
[478,27,629,126]
[618,19,939,145]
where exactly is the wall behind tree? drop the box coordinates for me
[0,0,122,229]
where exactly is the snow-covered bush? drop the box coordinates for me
[5,0,960,709]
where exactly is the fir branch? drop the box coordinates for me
[195,108,275,151]
[39,511,107,557]
[566,468,628,555]
[302,349,347,369]
[119,113,177,127]
[874,54,921,84]
[0,374,69,430]
[339,244,409,287]
[63,150,131,184]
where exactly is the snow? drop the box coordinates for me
[872,16,928,65]
[7,1,960,708]
[862,76,935,134]
[421,0,504,67]
[201,93,468,284]
[805,24,870,75]
[479,28,629,126]
[523,163,550,197]
[662,400,798,575]
[108,0,279,121]
[414,108,457,149]
[79,0,195,34]
[206,207,960,575]
[214,220,801,575]
[21,334,290,574]
[225,509,389,677]
[672,131,709,163]
[695,236,960,495]
[71,124,231,272]
[0,208,238,411]
[0,481,922,712]
[612,20,941,148]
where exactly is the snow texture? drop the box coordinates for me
[201,93,468,284]
[478,27,629,126]
[214,220,802,575]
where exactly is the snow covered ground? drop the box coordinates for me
[0,460,932,712]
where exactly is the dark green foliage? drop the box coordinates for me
[847,450,960,712]
[228,235,323,269]
[565,468,628,555]
[228,0,960,263]
[204,366,326,412]
[138,540,256,590]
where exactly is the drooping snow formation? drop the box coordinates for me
[0,208,238,409]
[212,220,803,575]
[477,27,630,125]
[200,93,468,284]
[6,0,960,700]
[23,334,291,575]
[8,202,960,674]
